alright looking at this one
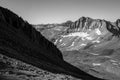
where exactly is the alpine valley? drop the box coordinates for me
[0,6,120,80]
[34,16,120,80]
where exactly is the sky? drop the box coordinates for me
[0,0,120,24]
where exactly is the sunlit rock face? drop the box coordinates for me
[35,17,120,79]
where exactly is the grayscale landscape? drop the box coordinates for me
[0,0,120,80]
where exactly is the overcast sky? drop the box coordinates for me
[0,0,120,24]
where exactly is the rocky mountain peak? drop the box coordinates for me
[36,16,120,51]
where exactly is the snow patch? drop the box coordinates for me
[95,28,102,35]
[63,32,88,37]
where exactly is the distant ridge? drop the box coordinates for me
[63,16,120,37]
[35,16,120,37]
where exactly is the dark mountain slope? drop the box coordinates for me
[0,6,107,80]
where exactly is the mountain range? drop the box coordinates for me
[34,16,120,80]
